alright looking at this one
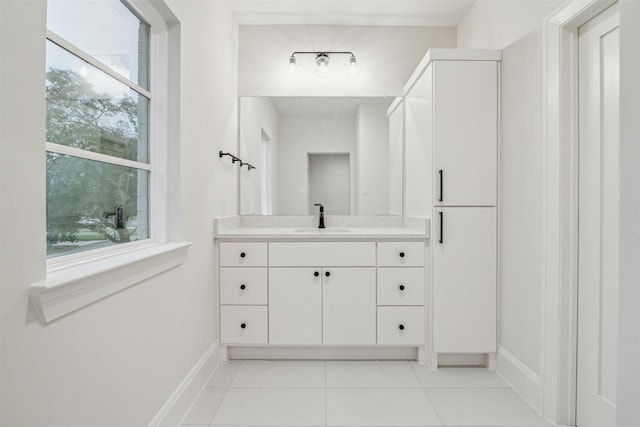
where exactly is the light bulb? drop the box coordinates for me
[315,53,331,78]
[285,55,299,77]
[346,56,360,78]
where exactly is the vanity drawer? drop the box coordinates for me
[219,242,267,267]
[377,307,425,345]
[377,268,425,306]
[377,242,425,267]
[220,306,268,344]
[269,242,376,266]
[220,268,268,305]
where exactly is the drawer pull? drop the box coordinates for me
[240,252,246,258]
[398,324,405,331]
[325,271,331,277]
[240,284,246,290]
[399,284,405,291]
[240,323,247,329]
[399,252,405,258]
[314,271,320,277]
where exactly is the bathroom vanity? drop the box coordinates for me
[216,48,500,368]
[214,216,431,361]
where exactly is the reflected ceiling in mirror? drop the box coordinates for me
[239,96,403,216]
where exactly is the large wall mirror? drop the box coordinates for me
[239,97,403,216]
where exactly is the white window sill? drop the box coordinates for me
[30,242,192,323]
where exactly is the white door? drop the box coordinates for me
[577,5,619,427]
[308,153,350,215]
[432,207,497,353]
[269,268,322,344]
[433,61,497,207]
[322,268,376,345]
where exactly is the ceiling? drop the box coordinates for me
[228,0,477,26]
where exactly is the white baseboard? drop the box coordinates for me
[496,346,542,410]
[148,341,221,427]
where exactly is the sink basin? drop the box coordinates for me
[293,228,351,233]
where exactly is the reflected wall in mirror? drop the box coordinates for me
[239,97,403,215]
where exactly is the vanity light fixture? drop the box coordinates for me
[288,51,359,78]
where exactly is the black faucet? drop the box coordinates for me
[313,203,325,229]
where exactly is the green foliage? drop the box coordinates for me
[46,68,147,254]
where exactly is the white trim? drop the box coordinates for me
[47,30,152,100]
[46,142,152,171]
[386,96,403,117]
[541,0,617,425]
[497,346,542,410]
[148,342,221,427]
[30,242,191,323]
[48,238,158,271]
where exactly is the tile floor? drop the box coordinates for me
[180,360,551,427]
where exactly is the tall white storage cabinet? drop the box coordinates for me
[403,49,501,366]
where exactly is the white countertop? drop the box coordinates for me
[215,226,428,240]
[214,216,430,240]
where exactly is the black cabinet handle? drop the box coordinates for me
[314,271,320,277]
[399,284,405,291]
[439,211,444,244]
[240,252,246,258]
[240,323,246,329]
[438,169,443,202]
[240,284,246,290]
[399,252,405,258]
[325,271,331,277]
[398,324,405,331]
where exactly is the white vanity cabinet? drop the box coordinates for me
[218,239,426,351]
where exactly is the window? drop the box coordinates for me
[45,0,152,258]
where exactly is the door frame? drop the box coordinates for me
[541,0,617,425]
[306,152,352,215]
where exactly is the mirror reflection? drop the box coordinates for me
[239,97,402,215]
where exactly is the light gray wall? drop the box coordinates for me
[498,29,544,376]
[276,114,356,215]
[616,1,640,425]
[0,1,239,425]
[356,103,389,215]
[239,97,280,214]
[457,0,563,49]
[238,25,456,97]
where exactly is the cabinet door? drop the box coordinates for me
[323,268,376,345]
[269,268,322,344]
[433,61,497,206]
[433,207,497,352]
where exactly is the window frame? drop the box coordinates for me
[30,0,187,324]
[45,0,165,270]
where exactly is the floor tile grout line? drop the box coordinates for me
[420,386,446,426]
[409,360,445,427]
[208,360,244,427]
[408,359,426,388]
[324,360,328,427]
